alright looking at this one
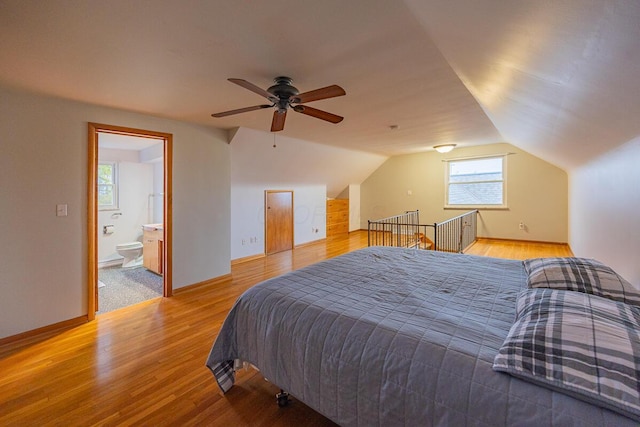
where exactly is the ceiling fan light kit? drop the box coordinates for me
[434,144,457,153]
[212,76,345,132]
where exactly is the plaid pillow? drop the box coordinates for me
[523,257,640,307]
[494,289,640,421]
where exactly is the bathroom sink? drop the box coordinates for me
[142,223,163,231]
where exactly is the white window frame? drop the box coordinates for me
[444,155,507,209]
[98,161,119,210]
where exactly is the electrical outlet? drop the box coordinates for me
[519,222,525,230]
[242,239,246,245]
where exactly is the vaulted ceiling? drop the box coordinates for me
[1,0,638,170]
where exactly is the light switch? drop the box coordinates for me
[56,204,68,217]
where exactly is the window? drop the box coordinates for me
[98,162,118,210]
[446,156,506,208]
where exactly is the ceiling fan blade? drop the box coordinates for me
[293,105,343,123]
[211,104,272,118]
[271,110,287,132]
[228,78,275,100]
[292,85,346,104]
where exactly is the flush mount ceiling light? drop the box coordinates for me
[433,144,457,153]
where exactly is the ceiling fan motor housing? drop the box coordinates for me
[268,76,299,111]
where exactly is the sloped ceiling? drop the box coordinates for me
[1,1,638,170]
[406,0,640,169]
[230,128,387,197]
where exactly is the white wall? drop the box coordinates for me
[97,147,156,265]
[569,137,640,285]
[231,183,327,260]
[139,142,165,224]
[0,86,230,339]
[232,184,322,260]
[97,159,153,264]
[151,161,164,223]
[230,127,386,260]
[348,184,361,232]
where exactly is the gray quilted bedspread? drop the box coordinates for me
[206,247,636,426]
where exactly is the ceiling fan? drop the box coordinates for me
[212,76,346,132]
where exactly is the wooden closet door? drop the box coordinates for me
[265,190,294,254]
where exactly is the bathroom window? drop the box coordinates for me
[98,162,118,210]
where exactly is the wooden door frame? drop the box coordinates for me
[87,123,173,320]
[264,190,294,254]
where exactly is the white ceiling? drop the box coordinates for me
[1,0,638,170]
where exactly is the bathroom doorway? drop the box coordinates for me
[87,123,173,318]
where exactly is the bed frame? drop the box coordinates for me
[367,209,478,252]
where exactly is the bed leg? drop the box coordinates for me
[276,389,290,407]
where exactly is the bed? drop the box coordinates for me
[206,246,640,426]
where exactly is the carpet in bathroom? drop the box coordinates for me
[97,266,163,314]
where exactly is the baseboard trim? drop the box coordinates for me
[98,259,123,269]
[295,238,326,249]
[0,315,88,347]
[476,237,570,246]
[231,254,265,266]
[173,273,233,294]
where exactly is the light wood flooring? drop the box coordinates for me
[464,237,573,259]
[0,232,572,426]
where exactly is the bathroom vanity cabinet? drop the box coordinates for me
[143,225,163,275]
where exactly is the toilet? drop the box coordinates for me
[116,242,144,268]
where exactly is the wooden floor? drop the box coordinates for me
[0,232,572,426]
[464,237,573,259]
